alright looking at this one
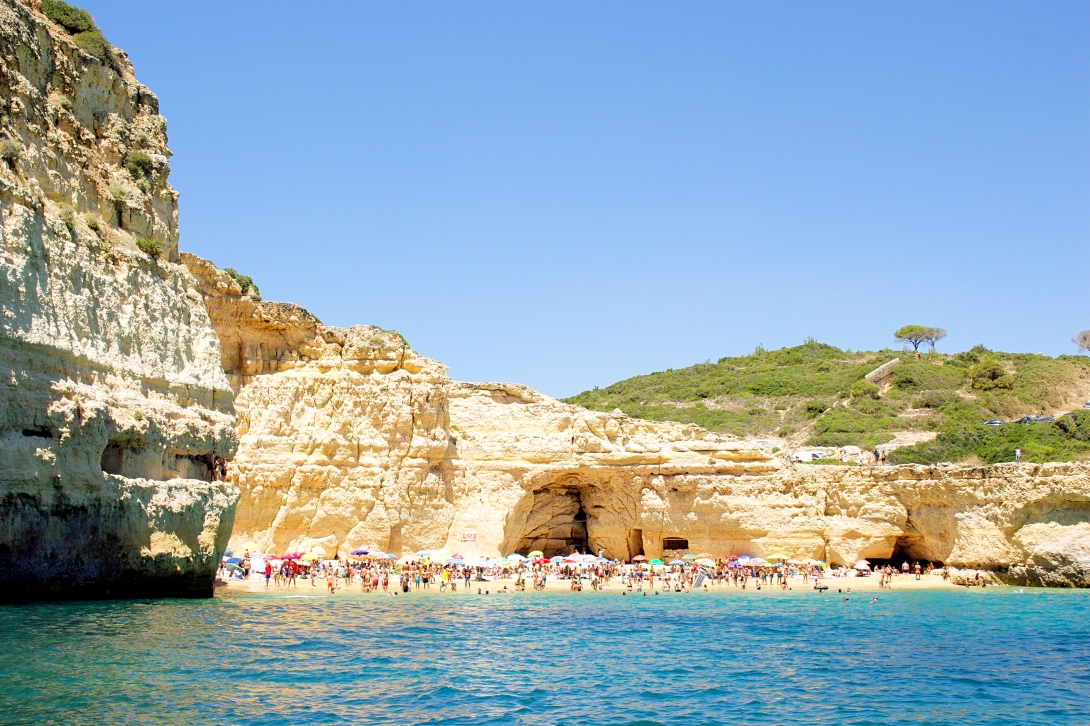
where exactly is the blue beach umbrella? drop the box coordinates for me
[224,557,243,564]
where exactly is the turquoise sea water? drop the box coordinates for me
[2,586,1088,725]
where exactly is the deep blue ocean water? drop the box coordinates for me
[2,586,1088,725]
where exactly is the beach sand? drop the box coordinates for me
[220,571,963,596]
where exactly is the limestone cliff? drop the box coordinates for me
[0,0,237,600]
[186,256,1090,587]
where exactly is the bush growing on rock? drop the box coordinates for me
[124,150,154,181]
[58,203,76,233]
[223,267,260,298]
[0,138,22,167]
[136,236,162,260]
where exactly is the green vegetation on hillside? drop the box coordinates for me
[564,341,1090,464]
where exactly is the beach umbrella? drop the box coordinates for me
[507,553,527,561]
[748,558,768,566]
[282,553,303,560]
[696,558,715,567]
[765,552,789,561]
[853,560,871,570]
[632,555,648,562]
[309,546,327,556]
[224,549,233,556]
[668,559,685,565]
[682,554,696,560]
[385,553,399,560]
[449,553,465,560]
[527,550,544,557]
[550,556,564,563]
[351,549,369,556]
[301,553,322,562]
[239,541,259,553]
[649,559,664,565]
[224,557,243,564]
[694,552,712,558]
[445,557,463,565]
[737,556,752,563]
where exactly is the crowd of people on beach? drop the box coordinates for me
[219,549,950,596]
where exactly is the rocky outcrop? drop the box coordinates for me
[186,257,1090,587]
[0,0,237,601]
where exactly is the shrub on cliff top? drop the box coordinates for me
[41,0,117,69]
[223,268,260,298]
[42,0,94,33]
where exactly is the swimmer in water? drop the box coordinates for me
[871,596,878,603]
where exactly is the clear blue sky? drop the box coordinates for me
[84,2,1090,398]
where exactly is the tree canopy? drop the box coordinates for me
[893,325,947,359]
[1075,330,1090,354]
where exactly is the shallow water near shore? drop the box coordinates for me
[2,586,1088,725]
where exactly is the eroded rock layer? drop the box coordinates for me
[186,258,1090,587]
[0,0,237,601]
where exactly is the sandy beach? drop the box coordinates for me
[220,570,963,596]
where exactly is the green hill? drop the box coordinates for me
[564,341,1090,465]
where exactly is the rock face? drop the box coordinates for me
[0,0,237,601]
[186,258,1090,587]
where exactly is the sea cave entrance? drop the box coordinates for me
[511,483,593,558]
[866,535,944,569]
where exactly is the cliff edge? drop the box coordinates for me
[0,0,237,600]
